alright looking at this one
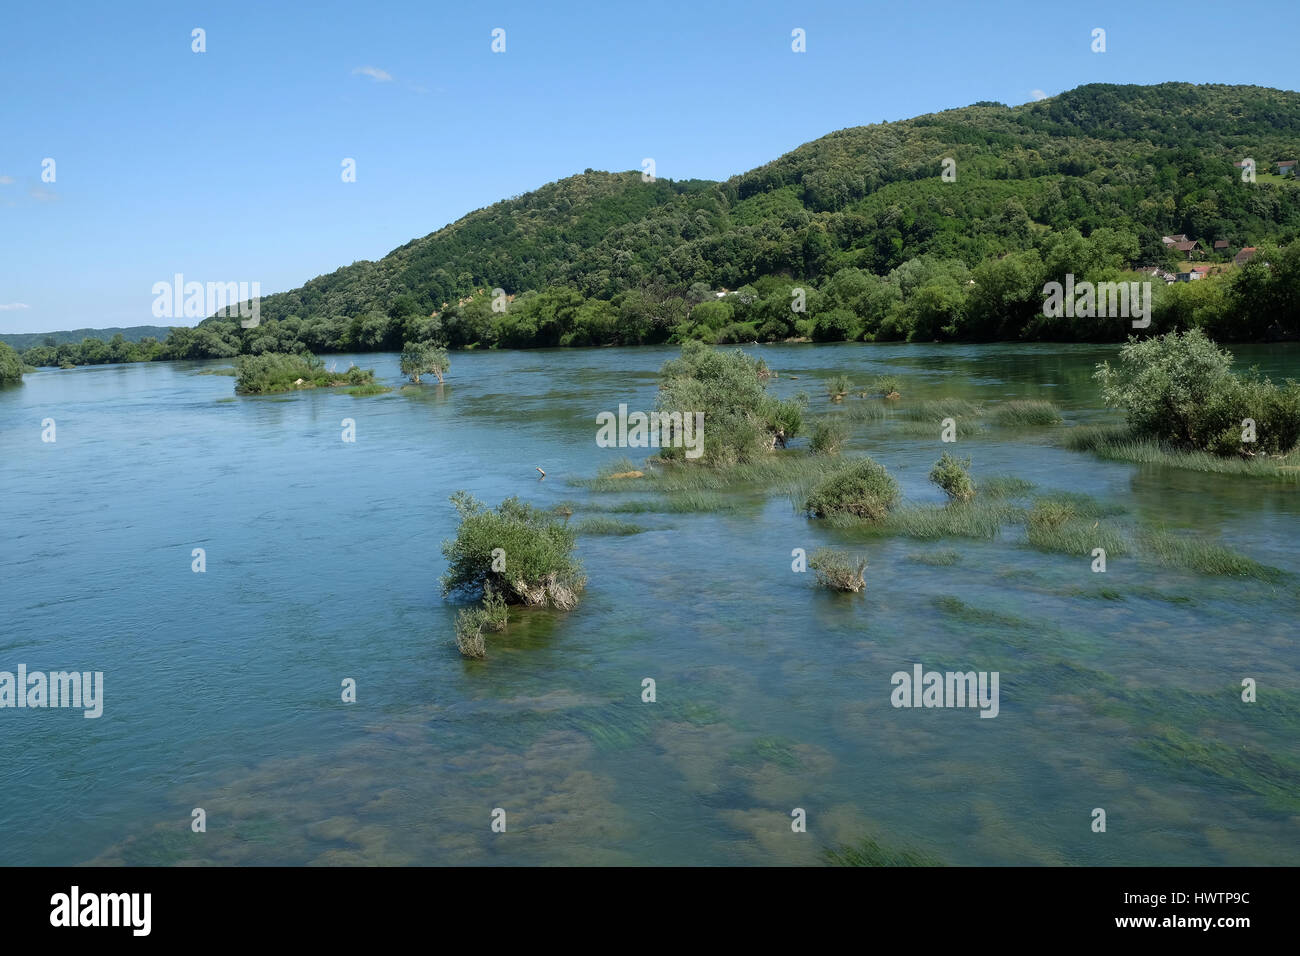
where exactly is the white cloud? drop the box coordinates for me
[0,175,14,185]
[1030,89,1049,101]
[352,66,393,82]
[0,303,31,311]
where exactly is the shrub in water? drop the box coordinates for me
[441,491,585,609]
[809,548,867,592]
[1095,329,1300,456]
[929,453,976,501]
[805,457,900,520]
[810,419,848,455]
[656,341,804,465]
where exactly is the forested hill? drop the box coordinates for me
[20,82,1300,370]
[0,326,171,351]
[254,82,1300,327]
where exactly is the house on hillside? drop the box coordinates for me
[1173,239,1202,260]
[1213,240,1230,254]
[1234,246,1258,267]
[1161,234,1189,246]
[1277,161,1297,177]
[1191,265,1212,277]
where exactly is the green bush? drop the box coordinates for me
[0,342,23,384]
[929,453,975,501]
[991,400,1062,427]
[1095,329,1300,456]
[440,491,585,609]
[234,351,375,394]
[808,548,867,592]
[656,341,804,466]
[809,419,848,455]
[805,457,900,520]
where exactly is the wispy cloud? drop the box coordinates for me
[0,303,31,311]
[1030,89,1049,101]
[352,66,393,82]
[29,185,58,202]
[0,175,14,185]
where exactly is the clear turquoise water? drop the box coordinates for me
[1,342,1297,865]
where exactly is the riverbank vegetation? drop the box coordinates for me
[0,342,24,384]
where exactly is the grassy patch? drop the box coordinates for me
[196,366,237,376]
[572,517,646,535]
[1138,528,1283,580]
[906,549,961,566]
[899,398,984,421]
[980,475,1036,499]
[991,400,1063,427]
[849,500,1022,539]
[601,491,736,514]
[346,383,392,396]
[825,835,945,867]
[1063,425,1300,479]
[1026,497,1129,556]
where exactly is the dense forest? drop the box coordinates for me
[18,83,1300,370]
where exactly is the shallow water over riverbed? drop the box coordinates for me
[1,341,1297,865]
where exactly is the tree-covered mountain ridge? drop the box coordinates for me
[254,81,1300,327]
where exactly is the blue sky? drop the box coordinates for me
[2,0,1296,334]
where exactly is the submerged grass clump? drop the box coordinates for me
[453,589,508,660]
[572,517,646,535]
[991,400,1063,427]
[1025,496,1129,556]
[906,549,961,566]
[840,399,888,423]
[602,491,735,514]
[899,398,984,422]
[980,475,1036,499]
[825,835,945,867]
[346,383,391,396]
[869,500,1021,540]
[1138,529,1283,580]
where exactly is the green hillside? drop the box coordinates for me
[1,326,171,352]
[22,82,1300,369]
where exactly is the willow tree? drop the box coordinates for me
[400,341,450,384]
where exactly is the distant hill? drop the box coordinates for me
[0,326,171,351]
[252,81,1300,326]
